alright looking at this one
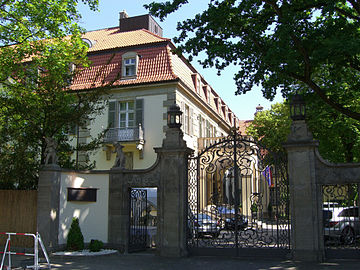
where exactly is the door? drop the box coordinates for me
[129,188,147,253]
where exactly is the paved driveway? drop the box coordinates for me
[6,252,360,270]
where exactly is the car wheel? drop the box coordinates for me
[341,226,355,245]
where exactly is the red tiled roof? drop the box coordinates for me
[238,120,252,135]
[71,29,177,90]
[83,27,169,52]
[70,26,239,128]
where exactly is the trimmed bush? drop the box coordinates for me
[89,239,104,252]
[66,218,84,251]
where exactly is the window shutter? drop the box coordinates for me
[135,99,144,126]
[190,108,194,136]
[199,114,202,137]
[206,120,210,137]
[108,101,116,128]
[180,101,185,132]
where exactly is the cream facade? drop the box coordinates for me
[59,172,109,244]
[70,14,238,170]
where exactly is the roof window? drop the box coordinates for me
[122,52,139,78]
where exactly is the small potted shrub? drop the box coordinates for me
[89,239,104,252]
[66,218,84,251]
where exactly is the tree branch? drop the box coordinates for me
[335,7,360,21]
[306,79,360,120]
[348,0,360,16]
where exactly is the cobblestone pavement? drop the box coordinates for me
[5,252,360,270]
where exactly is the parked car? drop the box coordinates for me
[324,206,360,244]
[216,205,248,231]
[223,215,248,231]
[191,213,221,238]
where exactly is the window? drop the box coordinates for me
[119,101,135,128]
[122,52,138,78]
[124,58,136,76]
[183,105,194,135]
[207,88,211,104]
[108,99,143,129]
[108,101,116,128]
[198,115,202,137]
[210,124,214,137]
[67,123,78,136]
[339,208,359,217]
[206,120,211,137]
[197,77,201,94]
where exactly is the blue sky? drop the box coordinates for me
[77,0,283,120]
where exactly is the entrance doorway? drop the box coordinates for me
[187,132,290,257]
[128,187,158,252]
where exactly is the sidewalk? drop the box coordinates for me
[6,252,360,270]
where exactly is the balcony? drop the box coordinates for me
[104,125,144,143]
[103,124,145,160]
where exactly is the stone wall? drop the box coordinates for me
[284,120,360,261]
[37,122,193,257]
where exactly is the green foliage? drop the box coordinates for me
[247,102,291,157]
[305,94,360,163]
[146,0,360,120]
[0,0,105,189]
[66,218,84,251]
[89,239,104,252]
[251,203,258,213]
[247,99,360,163]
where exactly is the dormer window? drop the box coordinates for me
[214,97,219,112]
[122,52,138,78]
[197,76,201,94]
[124,58,136,76]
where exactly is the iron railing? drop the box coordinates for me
[323,184,360,250]
[104,124,144,143]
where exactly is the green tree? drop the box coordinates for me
[246,102,291,157]
[0,0,105,189]
[305,94,360,163]
[247,99,360,164]
[146,0,360,120]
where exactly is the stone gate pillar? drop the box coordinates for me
[155,105,193,257]
[37,166,61,251]
[283,119,324,261]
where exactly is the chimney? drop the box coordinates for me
[119,10,129,20]
[118,11,163,37]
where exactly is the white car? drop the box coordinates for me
[324,206,360,244]
[193,213,221,238]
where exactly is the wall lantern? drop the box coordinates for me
[290,93,306,121]
[167,103,182,128]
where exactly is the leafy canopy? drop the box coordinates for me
[247,98,360,163]
[0,0,103,189]
[146,0,360,120]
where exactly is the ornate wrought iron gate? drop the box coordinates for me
[129,188,147,253]
[187,132,290,257]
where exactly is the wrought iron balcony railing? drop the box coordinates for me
[104,124,144,143]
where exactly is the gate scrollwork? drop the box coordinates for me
[187,132,290,252]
